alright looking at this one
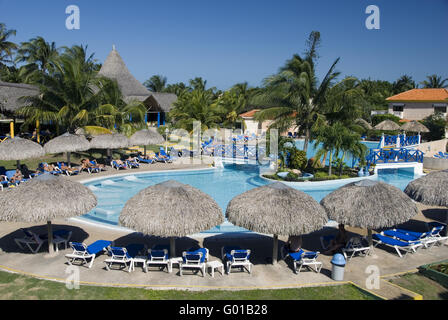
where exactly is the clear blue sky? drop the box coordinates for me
[1,0,447,90]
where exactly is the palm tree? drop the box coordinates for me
[0,23,17,65]
[253,31,340,153]
[392,75,416,93]
[420,74,448,88]
[143,74,167,92]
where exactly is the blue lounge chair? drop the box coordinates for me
[221,246,252,274]
[15,228,72,253]
[38,163,62,175]
[180,248,208,276]
[126,159,140,169]
[0,175,10,190]
[65,240,113,268]
[147,244,171,273]
[137,155,155,164]
[5,170,30,185]
[285,249,322,274]
[342,236,371,260]
[110,160,127,170]
[57,162,79,176]
[395,225,448,247]
[104,246,134,272]
[372,233,422,258]
[156,147,173,163]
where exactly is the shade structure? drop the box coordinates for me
[129,128,164,156]
[0,137,44,161]
[89,133,129,162]
[400,121,430,133]
[355,118,373,130]
[226,182,328,263]
[320,179,419,245]
[0,174,97,254]
[43,133,90,167]
[119,180,224,257]
[373,120,401,131]
[405,170,448,232]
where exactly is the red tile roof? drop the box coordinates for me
[239,109,260,118]
[387,89,448,102]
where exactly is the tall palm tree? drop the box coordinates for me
[143,74,167,92]
[0,23,17,65]
[253,31,340,153]
[420,74,448,88]
[392,75,416,93]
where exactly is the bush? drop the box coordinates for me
[289,149,307,170]
[371,114,401,126]
[422,113,447,141]
[284,172,299,181]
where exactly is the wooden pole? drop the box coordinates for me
[367,228,373,247]
[9,121,14,138]
[272,234,278,264]
[47,221,54,255]
[36,120,40,144]
[67,152,71,168]
[170,237,176,258]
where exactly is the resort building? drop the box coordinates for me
[240,109,298,136]
[98,46,177,127]
[386,88,448,121]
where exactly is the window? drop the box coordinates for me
[433,104,447,114]
[392,104,404,112]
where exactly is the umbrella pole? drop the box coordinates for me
[367,229,373,247]
[170,237,176,258]
[16,160,20,169]
[144,146,147,157]
[67,152,71,167]
[47,221,54,255]
[272,234,278,264]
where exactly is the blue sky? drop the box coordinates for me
[1,0,447,90]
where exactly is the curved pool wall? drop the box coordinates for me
[80,163,420,233]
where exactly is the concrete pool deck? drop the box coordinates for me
[0,161,446,299]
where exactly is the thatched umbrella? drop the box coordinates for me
[373,120,401,131]
[89,133,129,162]
[355,118,373,130]
[44,133,90,167]
[0,174,97,255]
[0,137,45,168]
[119,180,224,257]
[321,180,419,246]
[226,182,328,264]
[129,129,164,156]
[405,170,448,234]
[400,121,429,133]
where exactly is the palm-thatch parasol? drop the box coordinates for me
[43,133,90,167]
[226,182,328,264]
[119,180,224,257]
[0,174,97,254]
[320,179,420,246]
[404,170,448,234]
[129,128,164,156]
[373,120,401,131]
[400,121,429,133]
[89,133,129,162]
[355,118,373,130]
[0,137,45,168]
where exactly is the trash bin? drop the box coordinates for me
[331,253,346,281]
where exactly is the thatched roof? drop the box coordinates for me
[373,120,401,131]
[355,118,372,130]
[0,174,97,222]
[119,180,224,237]
[44,133,90,154]
[0,137,45,160]
[146,93,178,112]
[0,81,39,112]
[129,128,164,146]
[97,47,151,101]
[320,180,419,229]
[226,182,328,235]
[89,133,129,149]
[404,170,448,207]
[400,121,430,133]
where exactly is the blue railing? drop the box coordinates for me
[400,135,420,147]
[384,135,398,146]
[366,148,424,167]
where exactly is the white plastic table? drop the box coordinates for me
[133,256,148,272]
[206,260,224,277]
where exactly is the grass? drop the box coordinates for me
[389,273,448,300]
[0,270,379,300]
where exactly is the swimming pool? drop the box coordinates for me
[81,163,419,233]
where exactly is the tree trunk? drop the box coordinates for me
[328,151,333,176]
[303,128,310,153]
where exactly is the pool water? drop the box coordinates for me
[82,163,419,233]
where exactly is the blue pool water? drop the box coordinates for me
[81,162,419,233]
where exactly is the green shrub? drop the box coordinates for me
[289,149,307,170]
[371,114,401,126]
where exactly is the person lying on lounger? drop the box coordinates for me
[60,162,81,174]
[323,224,348,255]
[41,163,57,173]
[126,156,138,162]
[10,169,23,184]
[139,151,156,160]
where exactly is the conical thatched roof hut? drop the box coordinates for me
[321,180,419,245]
[119,180,224,257]
[0,137,44,164]
[0,174,97,254]
[355,118,372,130]
[130,128,164,146]
[44,133,90,166]
[373,120,401,131]
[89,133,129,149]
[226,182,328,263]
[400,121,429,133]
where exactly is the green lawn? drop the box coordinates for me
[389,273,448,300]
[0,271,379,300]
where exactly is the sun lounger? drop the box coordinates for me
[126,160,140,169]
[147,244,171,273]
[372,233,422,258]
[286,249,322,274]
[57,162,79,176]
[15,228,72,253]
[156,147,173,163]
[179,248,208,276]
[65,240,113,268]
[104,246,135,272]
[221,246,252,274]
[395,225,448,247]
[137,155,155,164]
[110,160,127,170]
[342,236,371,260]
[90,160,106,172]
